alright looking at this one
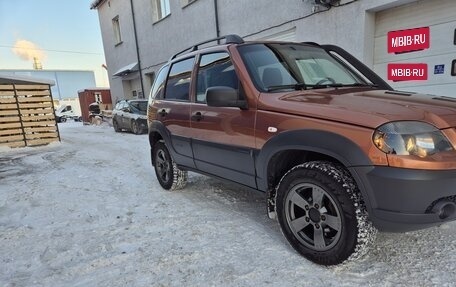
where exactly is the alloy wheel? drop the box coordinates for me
[284,182,342,251]
[156,149,171,183]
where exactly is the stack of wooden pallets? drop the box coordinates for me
[0,84,60,148]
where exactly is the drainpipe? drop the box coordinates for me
[130,0,145,98]
[214,0,220,43]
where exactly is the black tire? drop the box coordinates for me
[131,120,141,135]
[153,141,188,190]
[113,119,120,132]
[60,117,67,123]
[276,161,377,265]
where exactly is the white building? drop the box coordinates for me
[0,69,96,100]
[91,0,456,103]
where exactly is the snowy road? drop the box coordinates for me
[1,123,456,286]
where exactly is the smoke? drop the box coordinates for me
[12,39,47,62]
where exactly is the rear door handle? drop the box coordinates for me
[191,111,204,121]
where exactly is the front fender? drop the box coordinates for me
[256,129,375,212]
[257,129,372,177]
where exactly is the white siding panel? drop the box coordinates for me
[375,54,456,88]
[375,0,456,37]
[259,28,297,42]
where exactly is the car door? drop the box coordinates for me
[114,101,125,128]
[190,52,257,188]
[123,101,134,129]
[154,57,196,168]
[119,101,129,128]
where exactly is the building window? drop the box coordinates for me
[452,60,456,76]
[454,29,456,45]
[153,0,170,22]
[112,16,122,45]
[95,93,102,103]
[132,90,137,98]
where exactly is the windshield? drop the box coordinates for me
[238,43,368,92]
[129,101,148,115]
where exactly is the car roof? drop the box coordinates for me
[168,34,323,64]
[127,99,148,102]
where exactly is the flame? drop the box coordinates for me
[12,39,47,62]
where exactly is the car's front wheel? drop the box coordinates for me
[113,119,120,132]
[153,141,188,190]
[276,161,377,265]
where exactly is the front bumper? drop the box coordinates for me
[351,166,456,232]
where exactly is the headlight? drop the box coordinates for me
[373,121,454,158]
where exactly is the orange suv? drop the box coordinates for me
[147,35,456,265]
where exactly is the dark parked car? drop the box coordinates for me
[113,99,148,134]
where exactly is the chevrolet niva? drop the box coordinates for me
[147,35,456,265]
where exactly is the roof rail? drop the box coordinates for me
[301,42,321,47]
[170,34,244,60]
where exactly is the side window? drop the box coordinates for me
[60,105,72,112]
[150,65,169,100]
[196,52,239,103]
[164,57,195,101]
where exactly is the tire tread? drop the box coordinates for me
[276,161,377,265]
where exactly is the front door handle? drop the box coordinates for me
[191,111,204,121]
[158,109,168,117]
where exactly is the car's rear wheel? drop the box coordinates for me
[131,120,141,134]
[276,161,377,265]
[153,141,187,190]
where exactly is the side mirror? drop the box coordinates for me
[206,86,247,109]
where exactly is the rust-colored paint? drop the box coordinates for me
[190,103,256,149]
[148,43,456,171]
[151,100,192,138]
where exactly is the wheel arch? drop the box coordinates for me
[149,121,170,164]
[256,129,374,217]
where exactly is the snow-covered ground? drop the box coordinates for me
[1,122,456,286]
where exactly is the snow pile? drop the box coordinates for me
[1,122,456,286]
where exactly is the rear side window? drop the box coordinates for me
[196,52,239,103]
[150,65,169,100]
[164,57,195,101]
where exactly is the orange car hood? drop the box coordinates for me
[258,87,456,129]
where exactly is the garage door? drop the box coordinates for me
[373,0,456,96]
